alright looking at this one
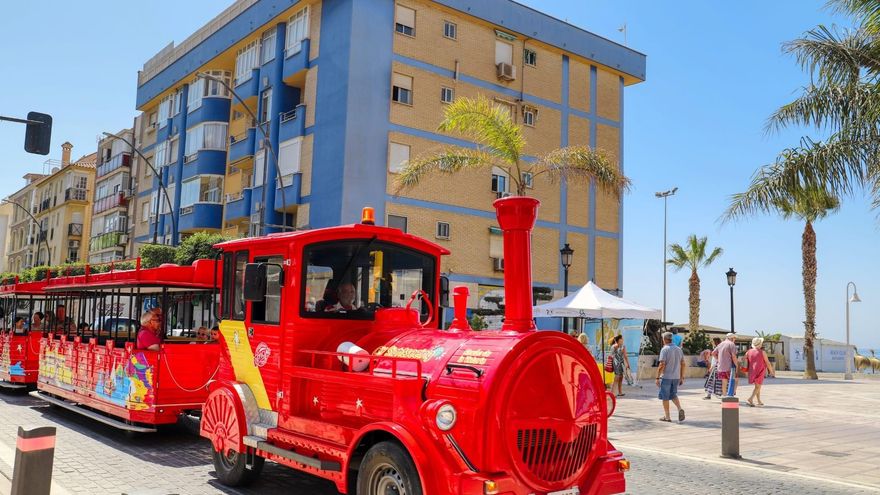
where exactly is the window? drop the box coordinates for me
[388,142,410,173]
[489,227,504,259]
[144,156,153,177]
[189,71,232,111]
[524,48,537,67]
[302,240,436,318]
[278,137,302,186]
[188,78,204,110]
[251,255,284,324]
[259,88,273,124]
[523,107,536,127]
[441,87,454,104]
[444,21,457,40]
[181,176,224,207]
[522,172,533,188]
[387,215,407,232]
[495,40,513,65]
[286,7,310,56]
[491,173,508,193]
[235,40,259,85]
[156,93,175,127]
[261,28,276,64]
[184,122,228,158]
[161,185,175,214]
[392,73,413,105]
[395,5,415,36]
[142,201,150,222]
[436,221,450,239]
[154,141,170,168]
[232,251,248,320]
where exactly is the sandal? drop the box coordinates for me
[659,417,672,422]
[617,393,626,397]
[747,401,755,407]
[678,409,685,422]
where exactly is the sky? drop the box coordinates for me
[0,1,877,351]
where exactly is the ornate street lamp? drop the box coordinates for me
[726,267,737,333]
[845,282,861,380]
[560,243,574,334]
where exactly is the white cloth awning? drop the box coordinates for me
[533,281,661,320]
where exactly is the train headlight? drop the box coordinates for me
[436,403,457,431]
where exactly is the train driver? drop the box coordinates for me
[325,282,359,312]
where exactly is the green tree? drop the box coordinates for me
[139,244,178,269]
[725,186,839,379]
[682,329,712,355]
[393,96,630,197]
[666,235,723,333]
[174,232,230,266]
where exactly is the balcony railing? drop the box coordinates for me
[96,153,131,177]
[65,188,88,202]
[39,198,51,212]
[93,193,127,214]
[68,223,83,236]
[89,231,127,252]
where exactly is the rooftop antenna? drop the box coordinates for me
[618,23,627,46]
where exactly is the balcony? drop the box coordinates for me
[93,193,127,215]
[224,188,252,221]
[279,105,307,142]
[68,223,83,236]
[181,149,227,179]
[89,231,127,252]
[228,128,256,164]
[234,69,260,103]
[178,203,223,232]
[96,153,131,178]
[282,38,311,81]
[65,187,88,202]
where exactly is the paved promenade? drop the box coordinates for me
[610,371,880,492]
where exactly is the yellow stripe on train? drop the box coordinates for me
[219,320,272,410]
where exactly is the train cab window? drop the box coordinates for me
[232,251,248,320]
[301,240,436,319]
[251,255,283,324]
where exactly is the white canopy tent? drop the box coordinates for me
[533,281,661,320]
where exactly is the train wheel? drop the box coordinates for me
[211,448,264,486]
[357,441,423,495]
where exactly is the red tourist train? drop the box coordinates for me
[0,277,52,389]
[28,259,222,432]
[200,197,628,495]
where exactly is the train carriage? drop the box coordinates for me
[200,198,628,495]
[0,277,52,389]
[30,259,222,432]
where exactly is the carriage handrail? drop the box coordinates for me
[161,349,221,393]
[299,349,423,379]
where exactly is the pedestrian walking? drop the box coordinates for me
[715,333,738,396]
[745,337,775,407]
[611,335,629,397]
[703,337,722,399]
[656,331,686,422]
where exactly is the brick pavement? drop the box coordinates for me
[609,372,880,491]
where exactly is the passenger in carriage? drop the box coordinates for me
[52,305,75,333]
[12,317,26,335]
[210,325,219,342]
[77,322,92,338]
[196,326,209,341]
[136,309,164,351]
[30,312,44,331]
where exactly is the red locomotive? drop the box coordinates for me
[201,197,628,494]
[0,277,51,389]
[30,259,222,432]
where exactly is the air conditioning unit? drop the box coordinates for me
[118,235,129,245]
[496,62,516,81]
[122,188,134,199]
[496,191,512,199]
[492,257,505,272]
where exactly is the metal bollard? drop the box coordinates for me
[720,397,741,459]
[11,426,56,495]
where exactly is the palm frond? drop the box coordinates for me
[828,0,880,34]
[766,82,880,134]
[533,146,631,198]
[437,96,525,167]
[783,25,880,82]
[703,247,724,268]
[392,147,498,194]
[666,243,689,271]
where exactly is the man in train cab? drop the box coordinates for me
[324,282,359,312]
[136,309,164,351]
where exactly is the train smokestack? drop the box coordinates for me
[493,196,539,332]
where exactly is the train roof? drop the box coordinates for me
[215,223,451,257]
[0,278,50,296]
[43,259,218,292]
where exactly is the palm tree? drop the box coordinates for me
[725,185,839,379]
[393,96,630,197]
[666,235,723,333]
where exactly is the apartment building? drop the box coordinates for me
[5,143,96,272]
[133,0,645,304]
[90,130,135,262]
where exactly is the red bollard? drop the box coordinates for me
[11,426,56,495]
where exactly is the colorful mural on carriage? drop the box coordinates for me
[94,351,155,411]
[39,344,75,390]
[0,335,24,378]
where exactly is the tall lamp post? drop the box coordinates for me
[726,268,737,333]
[845,282,861,380]
[655,187,678,327]
[559,243,574,334]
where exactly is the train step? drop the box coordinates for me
[0,381,28,390]
[28,391,157,433]
[243,435,342,472]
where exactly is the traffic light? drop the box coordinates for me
[24,112,52,155]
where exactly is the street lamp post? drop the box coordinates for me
[655,187,678,327]
[3,199,52,267]
[845,282,861,380]
[559,243,574,334]
[726,268,737,333]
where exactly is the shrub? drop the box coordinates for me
[140,244,178,268]
[54,262,86,277]
[683,329,712,355]
[174,231,230,266]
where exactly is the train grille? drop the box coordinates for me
[515,424,597,483]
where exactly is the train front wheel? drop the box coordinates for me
[212,448,265,487]
[357,441,423,495]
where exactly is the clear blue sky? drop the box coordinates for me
[0,1,876,351]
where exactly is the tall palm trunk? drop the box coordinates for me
[688,270,701,332]
[803,220,818,380]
